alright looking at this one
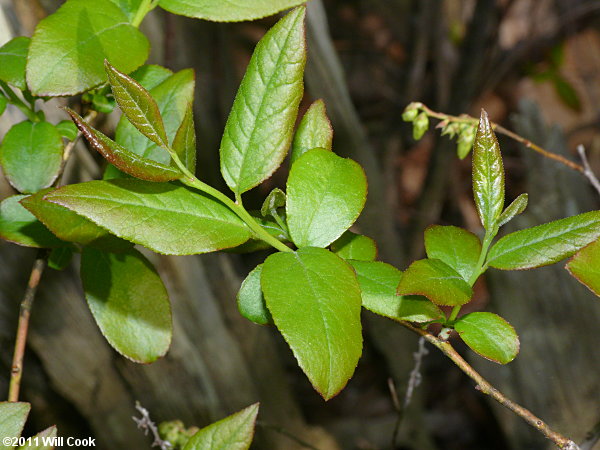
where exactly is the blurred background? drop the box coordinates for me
[1,0,599,448]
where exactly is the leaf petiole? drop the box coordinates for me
[131,0,156,28]
[0,81,40,123]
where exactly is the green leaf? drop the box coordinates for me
[566,239,600,297]
[81,247,172,363]
[454,312,519,364]
[261,248,362,399]
[487,211,600,270]
[160,0,306,22]
[350,260,443,323]
[26,0,149,96]
[0,402,30,449]
[397,259,473,306]
[0,195,65,248]
[0,37,30,90]
[130,64,173,89]
[412,112,429,140]
[0,95,7,115]
[21,188,132,252]
[55,120,78,140]
[220,7,306,195]
[225,215,288,253]
[456,125,475,159]
[172,104,196,172]
[64,108,181,182]
[183,403,259,450]
[472,110,504,230]
[116,69,195,165]
[260,188,286,217]
[48,246,74,271]
[291,99,333,164]
[17,426,58,450]
[237,265,272,325]
[331,231,377,261]
[105,60,169,148]
[0,120,63,194]
[108,0,143,22]
[44,179,251,255]
[424,225,481,282]
[553,74,581,112]
[497,193,528,228]
[287,149,367,248]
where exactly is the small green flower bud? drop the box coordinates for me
[456,126,476,159]
[412,112,429,140]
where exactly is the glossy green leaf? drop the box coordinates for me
[0,195,65,248]
[261,247,362,399]
[291,99,333,164]
[260,188,286,217]
[160,0,306,21]
[45,179,251,255]
[108,0,143,22]
[497,193,528,228]
[105,60,168,148]
[172,104,196,172]
[55,120,78,140]
[0,37,30,90]
[183,403,259,450]
[81,247,172,363]
[0,402,30,449]
[487,211,600,270]
[26,0,149,96]
[130,64,173,89]
[48,246,74,271]
[237,265,272,325]
[350,260,443,323]
[472,110,504,230]
[220,7,306,195]
[287,149,367,248]
[331,231,377,261]
[397,259,473,306]
[116,69,194,165]
[424,225,481,282]
[17,426,57,450]
[0,120,63,194]
[21,188,131,252]
[566,239,600,297]
[454,312,519,364]
[65,108,181,182]
[0,96,7,115]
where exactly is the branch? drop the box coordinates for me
[132,402,172,450]
[396,321,580,449]
[577,145,600,197]
[418,103,585,173]
[8,250,48,402]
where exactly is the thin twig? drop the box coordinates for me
[390,336,428,449]
[8,250,48,402]
[579,418,600,450]
[577,145,600,197]
[418,104,585,173]
[56,110,98,186]
[132,401,172,450]
[256,421,321,450]
[394,321,579,449]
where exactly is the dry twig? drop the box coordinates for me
[132,402,172,450]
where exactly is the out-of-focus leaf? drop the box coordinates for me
[0,120,63,194]
[160,0,306,22]
[397,259,473,306]
[331,231,377,262]
[566,239,600,297]
[237,265,272,325]
[287,149,367,248]
[81,247,172,363]
[45,179,251,255]
[472,110,504,230]
[487,211,600,270]
[0,37,30,90]
[454,312,519,364]
[424,225,481,282]
[261,248,362,400]
[350,260,443,323]
[0,402,30,449]
[17,425,58,450]
[0,195,65,248]
[47,246,74,271]
[183,403,259,450]
[291,99,333,164]
[0,96,7,115]
[220,8,305,195]
[552,74,582,112]
[26,0,149,95]
[55,120,78,140]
